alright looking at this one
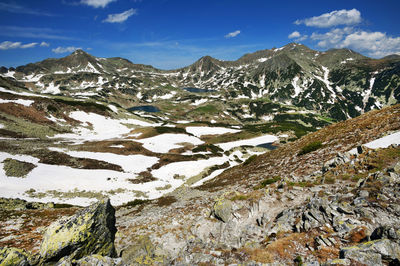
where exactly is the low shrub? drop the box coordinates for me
[298,141,323,155]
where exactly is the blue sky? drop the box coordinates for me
[0,0,399,69]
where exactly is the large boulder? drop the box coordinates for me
[340,239,400,265]
[39,198,117,263]
[0,247,31,266]
[212,198,232,223]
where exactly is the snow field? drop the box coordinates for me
[185,126,240,137]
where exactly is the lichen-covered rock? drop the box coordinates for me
[56,254,124,266]
[39,198,117,263]
[212,198,232,222]
[120,235,166,265]
[0,247,31,266]
[340,239,400,265]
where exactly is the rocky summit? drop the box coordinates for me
[0,43,399,265]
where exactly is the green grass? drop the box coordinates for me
[256,177,281,189]
[121,199,150,208]
[2,158,36,177]
[192,104,219,114]
[298,141,323,156]
[243,155,257,165]
[155,126,186,134]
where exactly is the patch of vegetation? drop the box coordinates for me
[287,181,315,188]
[243,155,257,165]
[53,203,76,208]
[243,121,314,139]
[154,196,177,207]
[127,171,157,184]
[230,193,250,201]
[192,144,223,154]
[192,104,219,114]
[54,98,111,113]
[2,158,36,177]
[256,177,281,189]
[155,126,186,134]
[156,184,172,190]
[298,141,323,156]
[122,199,150,208]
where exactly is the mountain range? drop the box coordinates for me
[1,43,399,123]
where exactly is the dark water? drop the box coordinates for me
[128,105,160,112]
[256,142,277,150]
[183,87,213,93]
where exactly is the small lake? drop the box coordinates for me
[256,142,278,150]
[183,87,213,93]
[128,105,160,112]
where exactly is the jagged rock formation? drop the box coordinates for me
[38,198,117,264]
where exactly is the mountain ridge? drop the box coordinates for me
[0,42,399,123]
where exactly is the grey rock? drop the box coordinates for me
[39,198,117,264]
[57,255,124,266]
[359,190,369,198]
[371,225,400,243]
[340,239,400,265]
[394,161,400,174]
[212,198,232,223]
[322,258,350,265]
[120,235,167,265]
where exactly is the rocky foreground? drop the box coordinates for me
[1,105,400,265]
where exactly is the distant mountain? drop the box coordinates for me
[0,43,399,121]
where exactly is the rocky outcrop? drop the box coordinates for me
[57,254,124,266]
[0,247,32,266]
[340,239,400,265]
[38,198,117,264]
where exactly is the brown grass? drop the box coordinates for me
[0,208,79,253]
[0,103,52,124]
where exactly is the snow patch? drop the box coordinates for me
[185,126,240,137]
[349,131,400,154]
[0,99,34,106]
[136,133,204,153]
[216,134,278,151]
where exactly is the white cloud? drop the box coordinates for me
[103,8,137,23]
[52,46,82,54]
[0,2,55,16]
[80,0,116,8]
[311,27,400,58]
[288,31,308,42]
[0,26,75,40]
[295,9,361,28]
[311,27,354,47]
[0,41,38,50]
[296,35,308,42]
[340,31,400,58]
[40,41,50,47]
[288,31,301,39]
[225,30,241,38]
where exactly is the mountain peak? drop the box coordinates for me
[70,49,89,56]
